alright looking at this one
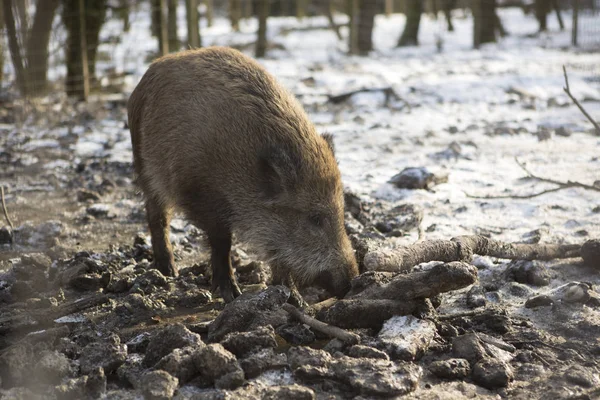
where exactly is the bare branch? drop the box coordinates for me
[563,65,600,135]
[465,157,600,199]
[282,303,360,344]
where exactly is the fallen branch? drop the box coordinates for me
[354,262,478,299]
[465,157,600,199]
[1,186,14,230]
[282,303,360,344]
[316,298,422,329]
[0,294,109,334]
[327,87,402,106]
[563,65,600,135]
[363,235,582,272]
[314,262,478,329]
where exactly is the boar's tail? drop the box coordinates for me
[127,85,145,179]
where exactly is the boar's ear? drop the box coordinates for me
[258,146,300,198]
[322,133,335,156]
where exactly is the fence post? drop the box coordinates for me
[78,0,90,101]
[571,0,578,46]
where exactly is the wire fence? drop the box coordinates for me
[0,0,598,104]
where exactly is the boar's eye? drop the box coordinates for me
[308,213,325,227]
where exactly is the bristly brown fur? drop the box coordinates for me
[127,47,358,301]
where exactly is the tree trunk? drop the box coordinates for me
[151,0,165,52]
[256,0,268,58]
[535,0,551,31]
[552,0,564,30]
[205,0,213,27]
[385,0,393,16]
[357,0,377,54]
[186,0,201,48]
[442,0,454,31]
[3,0,28,96]
[62,0,106,97]
[118,0,130,32]
[243,0,252,19]
[15,0,28,45]
[168,0,178,52]
[83,0,106,80]
[398,0,422,46]
[230,0,241,31]
[472,0,496,48]
[297,0,307,19]
[347,0,359,54]
[26,0,60,96]
[0,5,4,84]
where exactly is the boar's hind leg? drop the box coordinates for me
[209,231,242,303]
[146,197,178,277]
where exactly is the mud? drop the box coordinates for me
[1,98,599,399]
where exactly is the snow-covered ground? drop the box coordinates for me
[7,6,600,247]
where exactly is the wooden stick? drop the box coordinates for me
[563,65,600,135]
[1,186,14,230]
[282,303,360,344]
[363,236,581,272]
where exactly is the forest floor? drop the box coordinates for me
[1,6,600,400]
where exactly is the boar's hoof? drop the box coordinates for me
[153,261,179,278]
[213,278,243,303]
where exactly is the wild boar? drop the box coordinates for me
[127,47,358,302]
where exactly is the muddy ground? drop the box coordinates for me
[1,96,599,400]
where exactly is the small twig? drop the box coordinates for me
[465,186,565,200]
[515,157,599,191]
[563,65,600,135]
[282,303,360,345]
[465,157,600,199]
[1,186,14,230]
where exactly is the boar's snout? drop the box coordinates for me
[316,258,359,298]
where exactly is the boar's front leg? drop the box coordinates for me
[209,230,242,303]
[146,197,178,277]
[271,264,308,309]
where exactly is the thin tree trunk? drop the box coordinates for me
[119,0,130,31]
[204,0,213,27]
[256,0,268,58]
[552,0,563,30]
[3,0,28,96]
[186,0,201,48]
[159,0,168,54]
[324,0,342,40]
[63,0,106,98]
[385,0,393,16]
[472,0,496,48]
[535,0,551,31]
[347,0,359,54]
[357,0,377,54]
[243,0,252,19]
[78,0,89,100]
[26,0,60,96]
[83,0,107,81]
[230,0,241,31]
[398,0,422,46]
[571,0,578,46]
[443,0,454,31]
[0,5,4,84]
[15,0,28,46]
[297,0,307,19]
[168,0,178,52]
